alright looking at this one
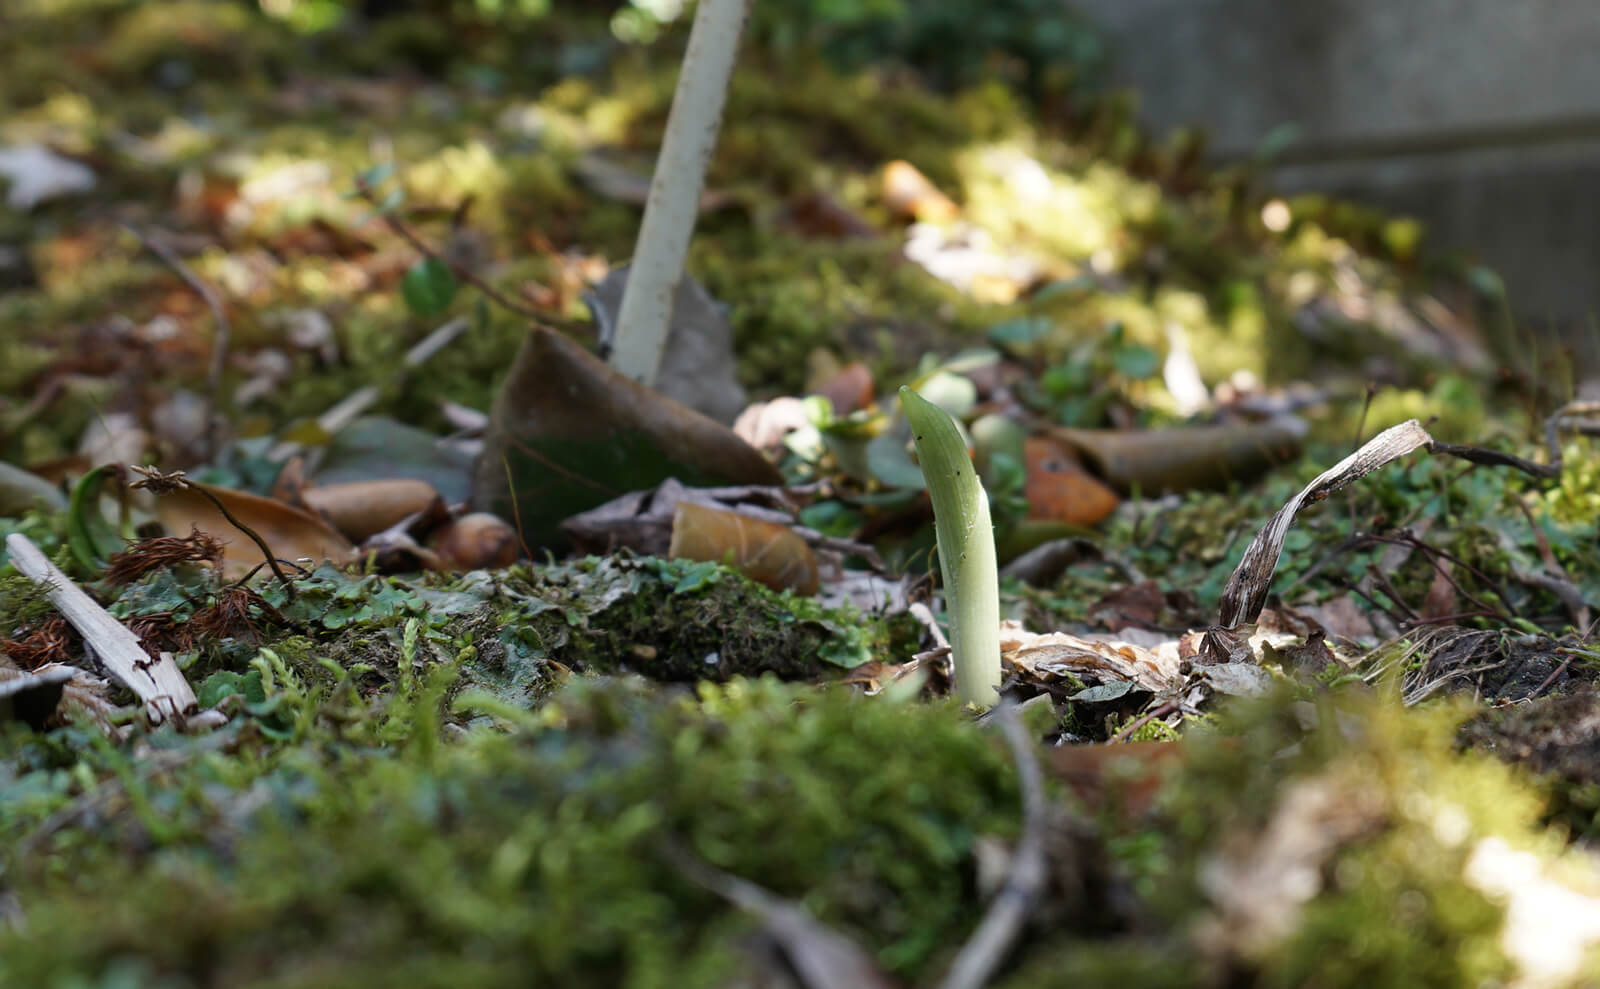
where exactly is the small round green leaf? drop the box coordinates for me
[401,257,459,317]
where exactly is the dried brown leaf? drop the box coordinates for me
[1218,420,1433,627]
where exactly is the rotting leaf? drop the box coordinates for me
[1048,418,1306,494]
[668,501,821,596]
[1218,420,1433,628]
[301,478,442,543]
[1023,435,1119,526]
[473,327,781,551]
[151,481,357,580]
[1200,663,1276,698]
[1070,680,1136,704]
[1001,620,1182,694]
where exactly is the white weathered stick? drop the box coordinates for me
[610,0,750,385]
[6,533,196,722]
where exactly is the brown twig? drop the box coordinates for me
[129,467,297,601]
[1110,699,1180,744]
[355,179,549,322]
[940,701,1050,989]
[123,225,230,460]
[1364,563,1421,622]
[1369,531,1513,621]
[1400,611,1502,628]
[1425,399,1600,482]
[501,458,535,563]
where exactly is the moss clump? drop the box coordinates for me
[0,677,1021,987]
[1145,689,1543,987]
[1459,689,1600,842]
[38,554,907,716]
[493,555,905,683]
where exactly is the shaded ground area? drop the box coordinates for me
[2,2,1600,986]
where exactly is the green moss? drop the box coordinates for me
[1,677,1021,987]
[994,940,1203,989]
[1460,690,1600,841]
[491,555,900,682]
[1143,689,1551,987]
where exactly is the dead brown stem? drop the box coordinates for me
[130,467,297,601]
[355,179,549,322]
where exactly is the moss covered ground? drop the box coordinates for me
[3,1,1600,985]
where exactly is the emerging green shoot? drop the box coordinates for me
[900,385,1001,709]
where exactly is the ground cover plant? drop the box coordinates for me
[2,1,1600,985]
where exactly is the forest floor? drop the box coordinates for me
[2,3,1600,986]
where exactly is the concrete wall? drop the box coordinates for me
[1072,0,1600,333]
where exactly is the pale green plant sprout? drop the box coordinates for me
[900,385,1002,709]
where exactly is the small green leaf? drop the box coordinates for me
[671,561,721,594]
[1112,343,1161,380]
[66,465,130,573]
[1070,681,1135,704]
[195,671,238,710]
[865,428,931,490]
[401,257,458,317]
[987,316,1054,353]
[355,161,396,189]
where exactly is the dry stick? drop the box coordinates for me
[1512,495,1592,629]
[1326,570,1410,623]
[5,533,196,722]
[1528,645,1598,700]
[123,225,231,461]
[1375,531,1514,619]
[1347,383,1378,532]
[1364,563,1421,622]
[1110,699,1182,744]
[500,458,535,563]
[666,842,895,989]
[1425,399,1600,482]
[610,0,750,384]
[356,182,547,321]
[940,702,1050,989]
[1402,610,1501,628]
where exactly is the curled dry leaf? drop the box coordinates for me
[474,327,780,550]
[1048,417,1306,494]
[1000,620,1182,694]
[1218,420,1433,627]
[301,478,442,542]
[427,512,520,570]
[809,360,875,416]
[151,481,356,580]
[1023,435,1119,526]
[669,501,820,596]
